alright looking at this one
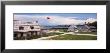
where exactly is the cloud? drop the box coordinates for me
[44,16,84,25]
[14,15,34,21]
[14,15,97,25]
[86,18,97,23]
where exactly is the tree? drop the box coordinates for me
[87,21,97,28]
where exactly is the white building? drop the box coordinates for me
[14,20,41,40]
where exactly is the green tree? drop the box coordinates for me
[87,21,97,28]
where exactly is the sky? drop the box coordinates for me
[14,13,97,26]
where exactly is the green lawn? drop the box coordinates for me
[78,32,97,35]
[41,32,64,37]
[48,32,64,35]
[59,29,68,32]
[46,34,97,40]
[14,31,97,40]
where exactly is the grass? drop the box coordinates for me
[40,32,64,37]
[14,31,97,40]
[59,29,68,32]
[46,34,97,40]
[78,32,97,35]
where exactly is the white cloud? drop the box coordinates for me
[14,15,97,25]
[44,16,84,25]
[14,15,34,21]
[86,18,97,23]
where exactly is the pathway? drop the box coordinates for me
[37,35,59,40]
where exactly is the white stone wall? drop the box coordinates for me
[14,20,41,32]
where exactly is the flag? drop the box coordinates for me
[47,17,50,19]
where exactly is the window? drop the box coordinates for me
[19,26,24,30]
[30,26,34,29]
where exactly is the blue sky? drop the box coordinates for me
[14,13,96,20]
[14,13,97,26]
